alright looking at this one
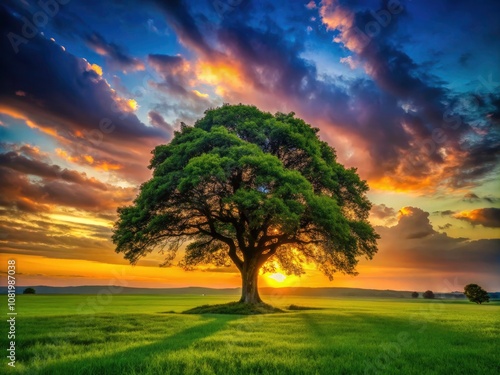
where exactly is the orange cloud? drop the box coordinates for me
[370,175,435,193]
[83,154,94,164]
[56,148,80,163]
[56,148,122,171]
[0,106,58,138]
[192,89,209,98]
[95,161,122,171]
[89,63,103,76]
[196,59,246,95]
[319,0,367,53]
[453,208,500,228]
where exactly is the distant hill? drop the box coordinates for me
[3,285,498,299]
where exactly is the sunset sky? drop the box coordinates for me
[1,0,499,292]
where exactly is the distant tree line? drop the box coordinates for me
[410,284,491,304]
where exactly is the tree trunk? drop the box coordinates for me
[239,260,262,304]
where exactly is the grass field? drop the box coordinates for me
[1,294,499,374]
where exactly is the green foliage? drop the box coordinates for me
[411,292,419,298]
[464,284,490,304]
[423,290,435,299]
[113,104,379,285]
[23,287,36,294]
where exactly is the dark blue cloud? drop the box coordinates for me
[0,5,168,143]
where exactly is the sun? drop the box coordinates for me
[268,273,287,283]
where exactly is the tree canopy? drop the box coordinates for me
[113,104,379,304]
[23,287,36,294]
[464,284,490,304]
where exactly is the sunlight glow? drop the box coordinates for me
[90,63,103,76]
[268,273,287,282]
[127,99,138,111]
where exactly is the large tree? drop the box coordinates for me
[113,105,379,304]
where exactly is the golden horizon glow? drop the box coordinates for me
[2,253,498,292]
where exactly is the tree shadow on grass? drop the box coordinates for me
[36,314,241,375]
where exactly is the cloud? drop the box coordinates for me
[0,5,172,183]
[0,149,107,190]
[207,19,413,185]
[150,0,213,55]
[453,208,500,228]
[0,166,134,213]
[148,54,193,97]
[339,55,358,69]
[145,0,500,193]
[0,143,137,264]
[462,192,499,203]
[148,111,174,140]
[315,0,500,190]
[463,192,480,201]
[435,210,455,216]
[0,144,136,215]
[0,213,124,264]
[85,32,146,72]
[5,0,496,193]
[147,53,215,124]
[371,204,396,219]
[396,207,435,239]
[306,1,316,10]
[369,206,500,290]
[438,223,453,230]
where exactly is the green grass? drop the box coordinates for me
[1,294,499,374]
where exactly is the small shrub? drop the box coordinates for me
[182,302,283,315]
